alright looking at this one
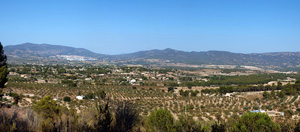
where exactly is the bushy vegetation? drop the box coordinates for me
[63,96,71,102]
[202,82,300,97]
[203,74,294,86]
[232,112,281,132]
[2,92,300,131]
[0,92,142,131]
[147,109,175,131]
[2,56,300,132]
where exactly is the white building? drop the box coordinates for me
[130,79,136,84]
[76,96,84,100]
[85,78,92,81]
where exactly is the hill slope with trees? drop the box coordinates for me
[4,43,300,69]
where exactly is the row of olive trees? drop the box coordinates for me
[2,93,300,132]
[202,82,300,96]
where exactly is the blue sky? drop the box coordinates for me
[0,0,299,55]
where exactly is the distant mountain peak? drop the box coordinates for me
[164,48,176,51]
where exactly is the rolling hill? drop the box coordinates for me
[113,48,300,67]
[4,43,106,58]
[4,43,300,69]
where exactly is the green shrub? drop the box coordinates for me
[33,95,60,119]
[147,109,175,131]
[63,96,71,102]
[253,106,259,110]
[84,92,95,99]
[175,115,202,132]
[232,112,281,132]
[168,87,174,93]
[200,105,205,109]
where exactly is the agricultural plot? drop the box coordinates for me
[5,80,300,122]
[3,64,300,123]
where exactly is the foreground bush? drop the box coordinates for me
[232,112,281,132]
[0,106,29,131]
[175,115,202,132]
[63,96,71,102]
[147,109,175,132]
[6,94,300,131]
[113,102,139,132]
[33,95,60,120]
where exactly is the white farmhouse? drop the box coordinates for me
[130,79,136,84]
[85,78,92,81]
[76,95,84,100]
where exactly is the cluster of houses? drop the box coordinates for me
[8,65,298,88]
[9,65,196,87]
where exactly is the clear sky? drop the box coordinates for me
[0,0,299,55]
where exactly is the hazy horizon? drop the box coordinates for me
[1,0,300,54]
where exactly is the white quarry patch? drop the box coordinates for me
[56,55,97,61]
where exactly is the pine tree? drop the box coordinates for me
[0,42,7,88]
[147,109,175,131]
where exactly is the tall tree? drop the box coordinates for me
[0,42,7,88]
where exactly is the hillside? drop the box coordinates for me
[4,43,300,69]
[115,48,300,67]
[4,43,106,58]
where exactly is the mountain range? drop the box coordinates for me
[4,43,106,58]
[4,43,300,69]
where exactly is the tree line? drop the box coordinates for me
[202,81,300,97]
